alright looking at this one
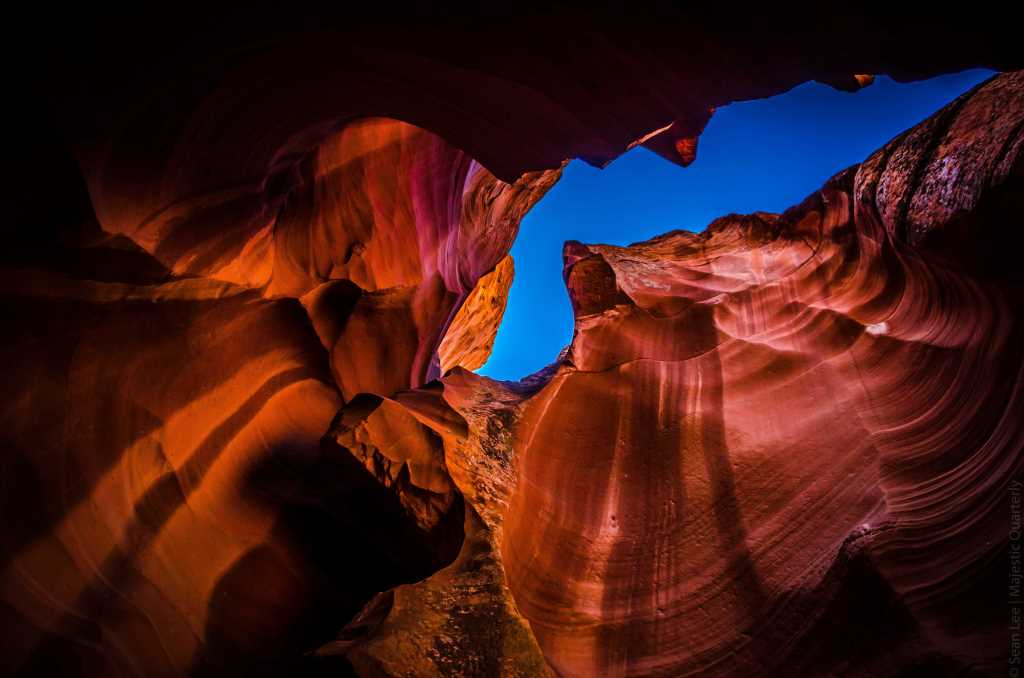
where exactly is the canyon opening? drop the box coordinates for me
[3,8,1022,678]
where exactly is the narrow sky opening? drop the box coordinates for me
[478,69,996,381]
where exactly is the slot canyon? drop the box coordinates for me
[2,7,1023,677]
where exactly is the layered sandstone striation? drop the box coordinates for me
[320,72,1024,677]
[499,71,1024,676]
[3,8,1023,677]
[0,119,557,676]
[100,116,559,397]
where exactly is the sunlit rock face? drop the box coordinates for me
[500,71,1024,676]
[3,7,1023,676]
[0,119,557,676]
[98,116,559,398]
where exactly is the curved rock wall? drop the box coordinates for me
[98,116,559,395]
[500,71,1024,677]
[0,118,557,676]
[3,9,1023,677]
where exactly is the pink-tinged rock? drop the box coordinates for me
[498,72,1024,677]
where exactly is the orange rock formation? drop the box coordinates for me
[2,9,1022,677]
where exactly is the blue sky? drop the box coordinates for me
[478,69,996,381]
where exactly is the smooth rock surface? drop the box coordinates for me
[3,10,1023,676]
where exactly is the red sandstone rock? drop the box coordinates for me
[305,73,1024,678]
[497,71,1024,677]
[2,10,1023,677]
[101,117,559,398]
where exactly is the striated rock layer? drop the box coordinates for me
[3,8,1024,676]
[103,116,559,397]
[497,71,1024,677]
[319,71,1024,677]
[0,118,557,676]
